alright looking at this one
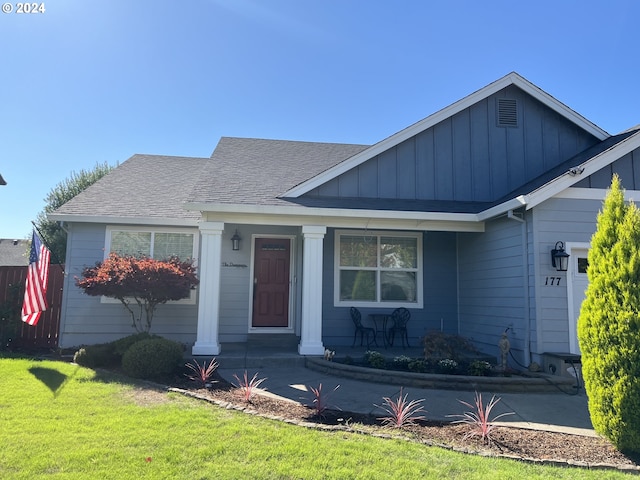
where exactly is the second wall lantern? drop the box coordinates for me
[551,241,570,272]
[231,230,242,251]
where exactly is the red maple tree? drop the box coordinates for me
[76,253,199,332]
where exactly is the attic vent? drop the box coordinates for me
[497,98,518,127]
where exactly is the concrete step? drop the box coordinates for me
[214,341,306,370]
[247,333,299,349]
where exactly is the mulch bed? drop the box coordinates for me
[159,371,640,472]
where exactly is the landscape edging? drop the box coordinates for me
[305,357,577,393]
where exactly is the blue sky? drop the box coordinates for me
[1,0,639,240]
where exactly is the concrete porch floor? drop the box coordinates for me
[209,342,433,370]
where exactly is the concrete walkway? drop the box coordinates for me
[217,362,595,437]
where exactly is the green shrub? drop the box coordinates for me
[392,355,412,370]
[467,360,492,376]
[436,358,458,374]
[578,175,640,454]
[422,331,478,362]
[121,337,184,380]
[73,343,119,368]
[364,350,386,369]
[407,359,428,373]
[111,332,157,357]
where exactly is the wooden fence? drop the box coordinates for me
[0,265,64,350]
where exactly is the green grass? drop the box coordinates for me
[0,357,633,479]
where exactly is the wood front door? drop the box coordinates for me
[252,238,291,327]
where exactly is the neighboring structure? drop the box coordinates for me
[0,239,29,266]
[49,72,640,368]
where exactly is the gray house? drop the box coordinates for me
[50,72,640,368]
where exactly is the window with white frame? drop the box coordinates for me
[335,231,422,307]
[109,230,195,260]
[103,226,199,304]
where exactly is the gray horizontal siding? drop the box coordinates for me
[218,224,302,343]
[457,216,527,361]
[59,223,199,348]
[532,197,601,354]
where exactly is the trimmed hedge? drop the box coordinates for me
[73,343,119,368]
[121,337,184,380]
[111,332,158,357]
[73,332,159,369]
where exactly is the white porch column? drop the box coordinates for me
[299,225,327,355]
[192,221,224,355]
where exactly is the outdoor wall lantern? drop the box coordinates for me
[551,241,570,272]
[231,230,242,251]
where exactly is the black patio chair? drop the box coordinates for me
[350,307,377,348]
[388,307,410,348]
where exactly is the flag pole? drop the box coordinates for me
[30,221,66,275]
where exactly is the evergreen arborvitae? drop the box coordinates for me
[578,174,640,453]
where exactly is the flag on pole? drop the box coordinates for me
[21,230,51,326]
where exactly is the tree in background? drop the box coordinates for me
[578,174,640,454]
[35,161,115,264]
[76,253,199,333]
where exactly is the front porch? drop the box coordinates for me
[209,341,426,369]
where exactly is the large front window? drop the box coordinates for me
[103,226,199,304]
[335,231,422,307]
[109,230,195,260]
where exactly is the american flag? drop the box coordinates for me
[21,231,51,326]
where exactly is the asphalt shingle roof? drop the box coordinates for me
[0,239,29,266]
[52,130,640,221]
[187,137,370,206]
[53,154,208,221]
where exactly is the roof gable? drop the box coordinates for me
[283,72,609,198]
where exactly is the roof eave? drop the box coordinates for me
[185,201,484,232]
[47,213,200,228]
[476,196,528,221]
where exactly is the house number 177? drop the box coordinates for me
[545,276,562,286]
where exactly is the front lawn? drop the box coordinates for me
[0,357,631,479]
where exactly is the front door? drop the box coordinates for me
[567,246,589,354]
[252,238,291,327]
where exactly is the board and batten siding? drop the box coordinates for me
[574,147,640,190]
[320,229,458,347]
[457,216,530,362]
[306,85,599,203]
[58,223,199,348]
[532,197,601,355]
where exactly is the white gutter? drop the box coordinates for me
[47,214,200,227]
[184,201,481,223]
[507,209,531,366]
[476,196,528,221]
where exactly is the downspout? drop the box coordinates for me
[507,209,531,367]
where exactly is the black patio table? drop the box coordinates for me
[368,313,392,348]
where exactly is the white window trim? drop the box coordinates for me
[101,226,200,305]
[334,230,423,308]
